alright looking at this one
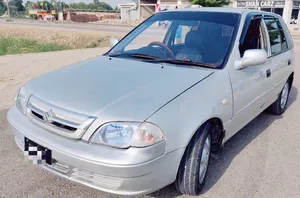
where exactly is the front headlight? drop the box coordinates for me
[90,122,165,148]
[15,86,28,115]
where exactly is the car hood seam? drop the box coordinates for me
[145,71,215,121]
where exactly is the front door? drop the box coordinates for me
[226,16,273,139]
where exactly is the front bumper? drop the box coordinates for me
[7,106,184,196]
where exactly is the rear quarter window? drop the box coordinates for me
[264,18,282,55]
[276,19,288,51]
[278,16,294,49]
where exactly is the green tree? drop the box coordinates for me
[36,1,53,10]
[69,1,113,11]
[0,0,5,15]
[54,1,69,11]
[25,1,36,9]
[94,0,100,5]
[25,1,36,15]
[0,0,23,17]
[114,6,120,11]
[70,2,88,9]
[10,0,25,11]
[93,0,112,10]
[190,0,229,7]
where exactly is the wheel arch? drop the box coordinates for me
[185,117,225,153]
[288,72,294,90]
[203,117,225,150]
[175,117,225,179]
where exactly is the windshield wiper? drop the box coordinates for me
[145,59,217,69]
[108,53,216,68]
[108,53,162,60]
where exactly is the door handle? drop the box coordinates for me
[266,69,271,78]
[288,59,291,66]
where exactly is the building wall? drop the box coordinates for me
[121,6,138,20]
[141,5,156,18]
[120,0,191,20]
[230,0,300,24]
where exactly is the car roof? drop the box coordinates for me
[164,7,280,17]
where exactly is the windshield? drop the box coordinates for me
[107,11,240,68]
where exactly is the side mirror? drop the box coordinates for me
[109,38,120,48]
[235,49,268,70]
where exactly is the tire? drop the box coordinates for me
[175,122,213,196]
[267,80,291,115]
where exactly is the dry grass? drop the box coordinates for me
[0,25,117,49]
[90,19,144,27]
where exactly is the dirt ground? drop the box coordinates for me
[0,48,108,109]
[1,42,300,198]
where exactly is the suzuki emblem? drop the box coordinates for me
[43,109,55,124]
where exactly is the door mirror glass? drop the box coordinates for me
[235,49,268,69]
[109,38,120,48]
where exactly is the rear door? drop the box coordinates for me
[262,16,294,99]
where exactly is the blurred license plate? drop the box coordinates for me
[24,137,52,165]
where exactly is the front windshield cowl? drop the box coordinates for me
[107,11,241,69]
[108,52,217,68]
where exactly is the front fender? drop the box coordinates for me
[146,69,233,153]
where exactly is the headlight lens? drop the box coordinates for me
[16,86,28,114]
[90,122,165,148]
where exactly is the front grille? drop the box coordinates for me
[52,121,77,132]
[31,111,43,120]
[27,95,96,139]
[30,109,77,132]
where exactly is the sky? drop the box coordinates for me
[24,0,132,7]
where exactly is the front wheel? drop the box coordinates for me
[175,122,213,195]
[267,81,290,115]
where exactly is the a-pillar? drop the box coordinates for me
[283,0,293,24]
[298,8,300,24]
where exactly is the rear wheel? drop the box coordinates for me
[175,122,213,195]
[267,81,290,115]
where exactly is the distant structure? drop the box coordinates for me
[119,0,190,20]
[229,0,300,24]
[119,0,299,25]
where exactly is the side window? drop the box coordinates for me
[239,19,266,57]
[264,18,282,55]
[174,25,192,44]
[276,19,288,51]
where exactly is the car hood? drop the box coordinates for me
[26,56,214,121]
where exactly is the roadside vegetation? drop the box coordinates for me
[0,25,119,56]
[0,37,70,56]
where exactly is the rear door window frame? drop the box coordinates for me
[262,15,290,57]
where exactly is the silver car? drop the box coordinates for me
[7,8,294,196]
